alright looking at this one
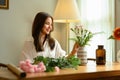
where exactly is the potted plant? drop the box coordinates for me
[70,25,101,65]
[70,25,94,47]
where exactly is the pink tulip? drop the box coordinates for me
[55,66,60,72]
[35,67,41,73]
[38,62,46,72]
[38,62,44,67]
[28,68,35,73]
[20,60,47,73]
[26,62,33,68]
[40,66,46,72]
[25,59,31,63]
[19,61,25,67]
[33,65,38,72]
[22,66,29,71]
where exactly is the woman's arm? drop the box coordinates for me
[20,41,36,62]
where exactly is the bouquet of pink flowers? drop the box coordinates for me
[19,59,60,73]
[20,59,46,73]
[19,55,80,73]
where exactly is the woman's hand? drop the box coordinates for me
[67,42,79,58]
[72,42,80,54]
[72,42,79,55]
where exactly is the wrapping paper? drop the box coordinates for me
[7,64,26,78]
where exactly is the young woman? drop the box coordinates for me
[20,12,79,62]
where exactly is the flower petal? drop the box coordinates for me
[113,27,120,40]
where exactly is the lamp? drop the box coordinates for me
[53,0,80,53]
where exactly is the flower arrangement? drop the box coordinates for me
[70,25,101,47]
[108,27,120,40]
[20,55,80,73]
[108,27,120,62]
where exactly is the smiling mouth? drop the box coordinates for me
[46,29,51,33]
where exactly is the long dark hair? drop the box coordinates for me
[32,12,55,52]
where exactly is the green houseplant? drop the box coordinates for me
[70,25,102,65]
[70,25,95,46]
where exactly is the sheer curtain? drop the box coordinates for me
[76,0,115,62]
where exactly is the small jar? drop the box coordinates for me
[96,45,106,65]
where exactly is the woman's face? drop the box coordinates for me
[42,17,53,35]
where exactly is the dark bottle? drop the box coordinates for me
[96,45,106,65]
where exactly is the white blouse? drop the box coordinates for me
[20,39,66,62]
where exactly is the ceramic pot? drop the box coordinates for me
[77,47,87,65]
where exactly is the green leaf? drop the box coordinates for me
[33,56,80,72]
[70,26,102,46]
[108,35,114,39]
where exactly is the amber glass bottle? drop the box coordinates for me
[96,45,106,65]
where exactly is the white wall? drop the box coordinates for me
[52,23,67,52]
[0,0,59,65]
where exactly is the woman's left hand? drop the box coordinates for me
[73,42,79,51]
[67,42,79,58]
[72,42,79,55]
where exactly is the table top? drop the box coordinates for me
[1,61,120,80]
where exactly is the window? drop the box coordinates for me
[71,0,115,62]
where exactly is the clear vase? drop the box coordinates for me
[77,47,87,65]
[117,50,120,62]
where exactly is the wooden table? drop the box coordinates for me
[1,61,120,80]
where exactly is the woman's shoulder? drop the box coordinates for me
[53,38,59,43]
[53,38,61,47]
